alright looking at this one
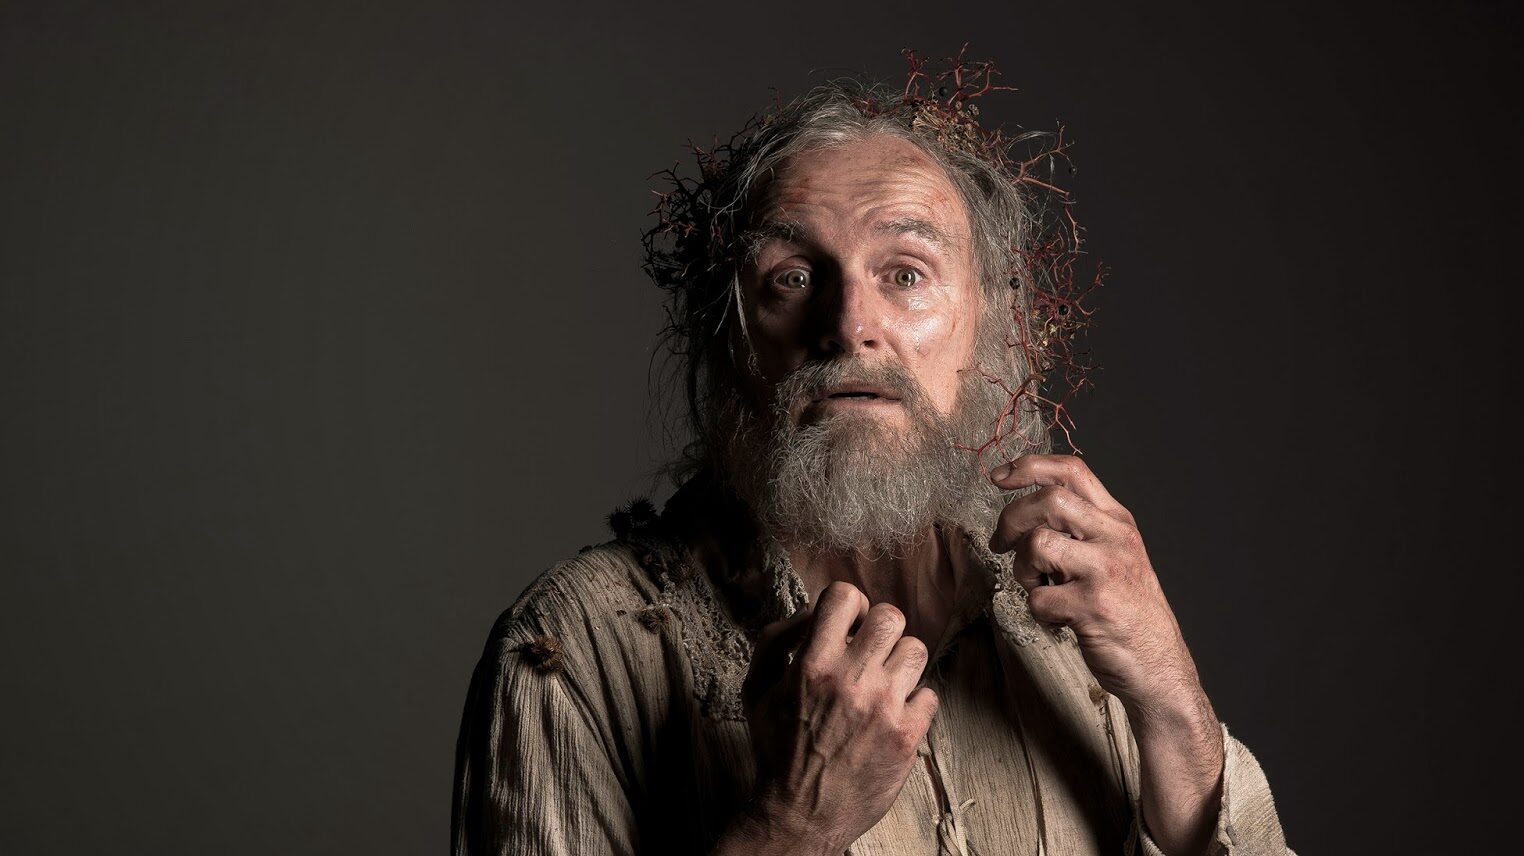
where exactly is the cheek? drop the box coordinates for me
[897,308,955,357]
[741,291,806,381]
[896,294,979,408]
[899,294,976,360]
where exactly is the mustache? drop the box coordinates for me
[769,357,922,414]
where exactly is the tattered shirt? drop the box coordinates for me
[451,477,1293,855]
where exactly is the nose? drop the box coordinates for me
[810,270,885,358]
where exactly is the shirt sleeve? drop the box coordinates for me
[1132,723,1294,856]
[450,623,639,856]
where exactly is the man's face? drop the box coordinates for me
[739,134,982,430]
[717,133,1000,554]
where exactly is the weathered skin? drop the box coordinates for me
[989,453,1226,856]
[736,134,978,425]
[725,584,939,855]
[711,134,1223,856]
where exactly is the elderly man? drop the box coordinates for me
[452,65,1291,856]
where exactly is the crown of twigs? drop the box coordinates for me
[642,45,1104,461]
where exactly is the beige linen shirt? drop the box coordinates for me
[451,476,1292,855]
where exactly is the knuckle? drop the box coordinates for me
[1030,527,1065,558]
[845,687,876,716]
[906,646,929,672]
[869,603,906,634]
[797,656,835,688]
[892,722,922,753]
[821,581,862,610]
[1091,591,1125,625]
[868,620,901,649]
[1044,485,1075,508]
[895,640,929,672]
[1089,551,1114,576]
[875,681,904,706]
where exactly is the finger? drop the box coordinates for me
[904,686,939,736]
[1010,525,1104,591]
[884,635,931,698]
[848,602,907,671]
[1026,583,1087,627]
[803,581,870,658]
[742,608,816,710]
[990,454,1134,527]
[989,484,1110,553]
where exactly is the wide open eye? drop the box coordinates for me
[774,268,811,290]
[892,267,923,288]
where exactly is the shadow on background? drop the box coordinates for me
[2,1,1519,852]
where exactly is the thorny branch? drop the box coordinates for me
[642,45,1106,470]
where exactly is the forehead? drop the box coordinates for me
[751,134,972,244]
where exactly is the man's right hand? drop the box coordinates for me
[714,581,939,856]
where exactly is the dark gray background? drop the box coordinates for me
[2,1,1519,853]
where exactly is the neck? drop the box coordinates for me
[787,525,960,647]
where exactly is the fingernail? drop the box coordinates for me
[992,464,1012,481]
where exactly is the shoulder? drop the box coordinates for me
[466,487,751,723]
[454,535,703,769]
[451,540,670,851]
[477,539,672,676]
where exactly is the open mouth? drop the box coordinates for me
[812,385,902,404]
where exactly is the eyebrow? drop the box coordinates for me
[741,215,955,260]
[740,217,808,260]
[875,217,954,249]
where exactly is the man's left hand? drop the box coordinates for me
[988,453,1225,855]
[988,453,1200,716]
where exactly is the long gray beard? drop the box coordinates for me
[713,355,1011,559]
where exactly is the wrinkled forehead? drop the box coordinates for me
[746,134,974,247]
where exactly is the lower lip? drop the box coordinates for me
[809,397,901,409]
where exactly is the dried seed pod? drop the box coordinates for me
[635,606,669,634]
[517,635,565,674]
[607,497,659,539]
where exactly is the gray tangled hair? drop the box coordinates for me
[643,61,1095,490]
